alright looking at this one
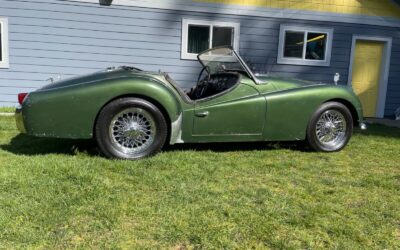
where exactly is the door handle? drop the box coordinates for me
[195,111,209,117]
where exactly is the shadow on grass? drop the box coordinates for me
[354,125,400,138]
[0,134,99,156]
[165,141,308,153]
[1,124,398,157]
[1,134,308,157]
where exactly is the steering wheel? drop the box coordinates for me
[189,65,211,99]
[196,65,211,87]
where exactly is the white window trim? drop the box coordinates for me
[181,18,240,60]
[277,24,333,67]
[0,17,9,68]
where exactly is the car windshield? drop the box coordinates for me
[197,47,258,81]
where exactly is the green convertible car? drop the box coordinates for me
[16,47,366,159]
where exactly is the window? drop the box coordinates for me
[278,25,333,66]
[0,17,9,68]
[181,19,240,60]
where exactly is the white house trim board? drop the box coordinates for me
[76,0,400,28]
[0,17,9,69]
[347,36,392,118]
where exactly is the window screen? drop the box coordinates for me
[187,25,210,54]
[305,32,327,60]
[182,19,240,60]
[212,26,233,47]
[278,25,333,66]
[283,31,305,58]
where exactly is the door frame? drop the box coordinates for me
[347,35,392,118]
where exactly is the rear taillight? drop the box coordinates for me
[18,93,28,105]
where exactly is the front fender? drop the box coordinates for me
[22,76,182,139]
[263,85,363,141]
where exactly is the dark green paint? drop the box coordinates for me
[192,83,265,141]
[21,70,182,139]
[16,67,364,144]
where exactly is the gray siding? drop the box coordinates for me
[0,0,399,116]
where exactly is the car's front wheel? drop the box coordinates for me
[95,98,168,159]
[306,102,353,152]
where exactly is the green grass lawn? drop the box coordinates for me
[0,107,15,113]
[0,115,399,249]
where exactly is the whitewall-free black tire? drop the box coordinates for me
[306,102,353,152]
[95,98,168,159]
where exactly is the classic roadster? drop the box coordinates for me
[16,47,366,159]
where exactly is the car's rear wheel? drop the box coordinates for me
[306,102,353,152]
[95,98,168,159]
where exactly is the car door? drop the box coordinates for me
[192,82,266,142]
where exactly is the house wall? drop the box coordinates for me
[0,0,399,116]
[199,0,400,18]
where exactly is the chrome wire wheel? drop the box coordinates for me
[315,109,347,149]
[108,108,156,156]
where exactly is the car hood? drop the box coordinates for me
[38,67,163,91]
[256,75,326,91]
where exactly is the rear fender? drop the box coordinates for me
[22,77,182,139]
